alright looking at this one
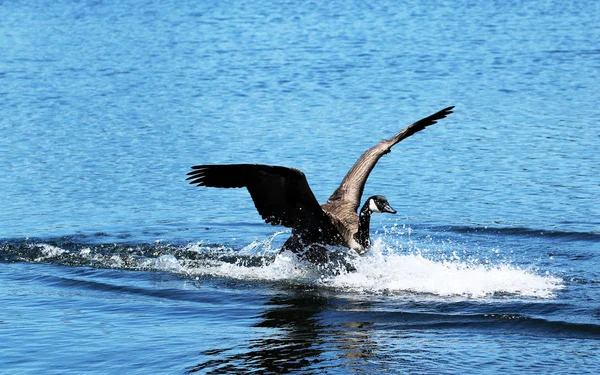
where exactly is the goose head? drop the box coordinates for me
[366,195,397,214]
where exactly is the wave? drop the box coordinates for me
[0,234,563,299]
[432,225,600,242]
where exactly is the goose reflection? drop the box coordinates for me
[187,288,381,374]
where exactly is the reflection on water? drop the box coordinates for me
[185,281,600,374]
[187,288,383,374]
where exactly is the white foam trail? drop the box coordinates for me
[22,234,563,299]
[143,254,184,272]
[331,244,561,298]
[185,238,563,299]
[33,244,67,261]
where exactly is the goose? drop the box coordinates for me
[187,106,454,262]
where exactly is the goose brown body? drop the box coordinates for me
[187,106,454,258]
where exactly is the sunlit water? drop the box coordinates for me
[1,0,599,374]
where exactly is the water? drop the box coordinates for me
[1,0,599,373]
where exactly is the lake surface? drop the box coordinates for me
[1,0,599,373]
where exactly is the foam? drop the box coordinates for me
[143,254,184,272]
[330,245,561,298]
[19,234,563,299]
[184,238,563,299]
[33,243,67,261]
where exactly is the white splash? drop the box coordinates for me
[22,233,563,299]
[184,238,563,299]
[33,244,67,261]
[143,254,184,272]
[331,242,561,298]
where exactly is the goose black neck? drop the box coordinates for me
[356,202,373,249]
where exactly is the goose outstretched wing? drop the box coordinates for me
[187,164,329,229]
[326,106,454,214]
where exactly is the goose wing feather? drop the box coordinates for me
[326,106,454,214]
[186,164,327,228]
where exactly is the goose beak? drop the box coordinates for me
[383,203,396,214]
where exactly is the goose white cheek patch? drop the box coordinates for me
[369,199,381,212]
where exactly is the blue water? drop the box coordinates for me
[1,0,599,373]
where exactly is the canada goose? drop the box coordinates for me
[187,106,454,262]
